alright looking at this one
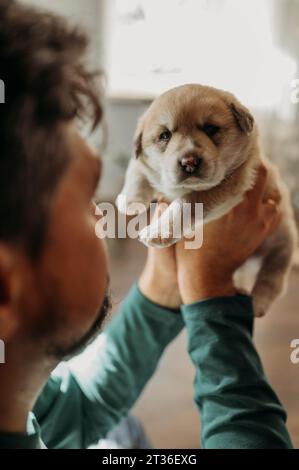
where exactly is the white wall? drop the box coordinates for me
[20,0,110,69]
[17,1,299,213]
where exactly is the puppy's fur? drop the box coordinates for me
[117,84,297,317]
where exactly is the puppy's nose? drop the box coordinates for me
[179,154,202,175]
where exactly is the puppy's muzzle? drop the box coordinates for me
[179,153,202,176]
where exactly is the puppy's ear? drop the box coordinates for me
[134,131,143,158]
[230,101,254,135]
[133,114,146,158]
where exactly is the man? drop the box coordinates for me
[0,1,293,449]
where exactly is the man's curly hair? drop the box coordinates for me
[0,0,102,259]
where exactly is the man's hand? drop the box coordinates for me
[139,204,182,309]
[176,167,282,304]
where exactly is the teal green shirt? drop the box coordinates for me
[0,285,292,449]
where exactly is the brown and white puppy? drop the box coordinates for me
[117,84,297,317]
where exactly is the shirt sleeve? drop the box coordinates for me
[33,284,184,448]
[181,294,293,449]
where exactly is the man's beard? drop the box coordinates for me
[27,278,112,362]
[53,291,112,361]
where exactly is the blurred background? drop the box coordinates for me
[22,0,299,448]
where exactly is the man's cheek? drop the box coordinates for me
[87,239,108,306]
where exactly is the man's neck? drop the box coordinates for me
[0,343,56,434]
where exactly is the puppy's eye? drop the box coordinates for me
[159,130,172,141]
[203,124,220,138]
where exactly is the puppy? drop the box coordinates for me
[117,84,297,317]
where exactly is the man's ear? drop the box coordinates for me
[133,113,146,158]
[230,101,254,135]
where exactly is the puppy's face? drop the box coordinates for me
[135,84,255,193]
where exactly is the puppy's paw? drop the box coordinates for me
[139,225,178,248]
[116,194,147,216]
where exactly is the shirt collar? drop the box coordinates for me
[0,412,44,449]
